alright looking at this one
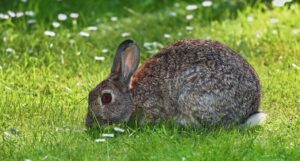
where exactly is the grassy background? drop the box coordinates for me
[0,0,300,160]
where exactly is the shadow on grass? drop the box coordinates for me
[85,118,265,140]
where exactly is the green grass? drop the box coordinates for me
[1,0,300,160]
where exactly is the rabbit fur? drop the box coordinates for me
[86,39,263,127]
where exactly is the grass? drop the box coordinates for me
[0,0,300,160]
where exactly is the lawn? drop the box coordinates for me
[0,0,300,160]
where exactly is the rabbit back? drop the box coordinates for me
[131,39,261,126]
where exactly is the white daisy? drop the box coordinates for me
[102,49,108,53]
[121,32,131,37]
[94,56,105,61]
[87,26,98,31]
[102,133,114,138]
[70,13,79,19]
[7,10,15,18]
[95,138,106,142]
[270,18,279,24]
[25,11,34,17]
[186,5,198,11]
[79,31,90,37]
[186,14,194,20]
[6,48,15,53]
[202,1,213,7]
[16,12,24,18]
[291,63,300,70]
[186,26,194,31]
[291,28,300,35]
[113,127,125,133]
[272,0,291,7]
[0,13,9,19]
[110,16,118,21]
[52,21,60,28]
[58,13,67,21]
[27,19,36,24]
[44,30,56,37]
[247,16,254,22]
[169,12,177,17]
[164,34,171,39]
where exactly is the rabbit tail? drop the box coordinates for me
[243,112,267,127]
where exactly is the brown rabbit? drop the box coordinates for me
[86,39,266,127]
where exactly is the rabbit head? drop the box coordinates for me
[86,40,140,127]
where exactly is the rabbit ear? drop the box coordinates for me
[111,43,124,74]
[121,41,140,84]
[111,39,140,84]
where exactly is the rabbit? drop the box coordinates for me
[86,39,266,127]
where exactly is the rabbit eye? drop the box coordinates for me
[101,93,112,105]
